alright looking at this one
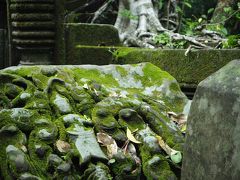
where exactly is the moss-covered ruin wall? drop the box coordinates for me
[63,23,240,87]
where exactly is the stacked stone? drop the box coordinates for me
[9,0,56,64]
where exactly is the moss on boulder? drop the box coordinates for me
[0,63,188,179]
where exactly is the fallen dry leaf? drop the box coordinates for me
[167,112,186,123]
[126,127,141,144]
[97,132,118,158]
[167,111,187,133]
[156,135,182,164]
[56,140,71,153]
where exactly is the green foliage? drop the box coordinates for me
[154,33,186,48]
[183,1,192,9]
[154,33,171,45]
[176,0,192,15]
[206,24,228,36]
[181,18,200,35]
[235,3,240,20]
[206,4,240,36]
[207,8,215,15]
[223,35,240,48]
[158,0,164,10]
[119,9,138,20]
[179,0,240,38]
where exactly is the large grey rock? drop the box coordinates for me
[182,60,240,180]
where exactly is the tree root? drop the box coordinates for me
[87,0,226,49]
[91,0,114,23]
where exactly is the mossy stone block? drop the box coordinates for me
[65,23,121,47]
[113,48,240,85]
[66,45,115,65]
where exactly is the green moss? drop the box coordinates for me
[66,46,115,65]
[73,68,118,87]
[0,92,12,108]
[54,119,67,140]
[32,73,50,90]
[26,121,58,176]
[4,83,23,99]
[28,130,53,177]
[139,143,154,163]
[0,108,39,132]
[0,64,187,179]
[111,151,140,179]
[138,62,175,88]
[0,130,26,179]
[11,67,40,77]
[64,23,122,65]
[142,155,177,180]
[112,47,137,62]
[82,162,112,179]
[146,110,183,148]
[116,66,128,77]
[65,23,121,46]
[118,108,145,131]
[169,80,181,92]
[113,48,240,85]
[24,91,51,113]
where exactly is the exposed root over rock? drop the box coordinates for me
[89,0,226,49]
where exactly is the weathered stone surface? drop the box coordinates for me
[66,45,114,65]
[65,23,121,65]
[113,48,240,85]
[63,45,240,90]
[65,23,121,46]
[182,60,240,180]
[0,63,188,179]
[7,0,57,66]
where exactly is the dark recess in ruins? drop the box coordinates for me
[0,0,8,68]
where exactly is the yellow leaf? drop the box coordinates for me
[126,127,141,144]
[180,124,187,132]
[156,135,182,164]
[156,135,171,155]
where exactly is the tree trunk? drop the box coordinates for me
[211,0,236,23]
[104,0,225,48]
[114,0,166,47]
